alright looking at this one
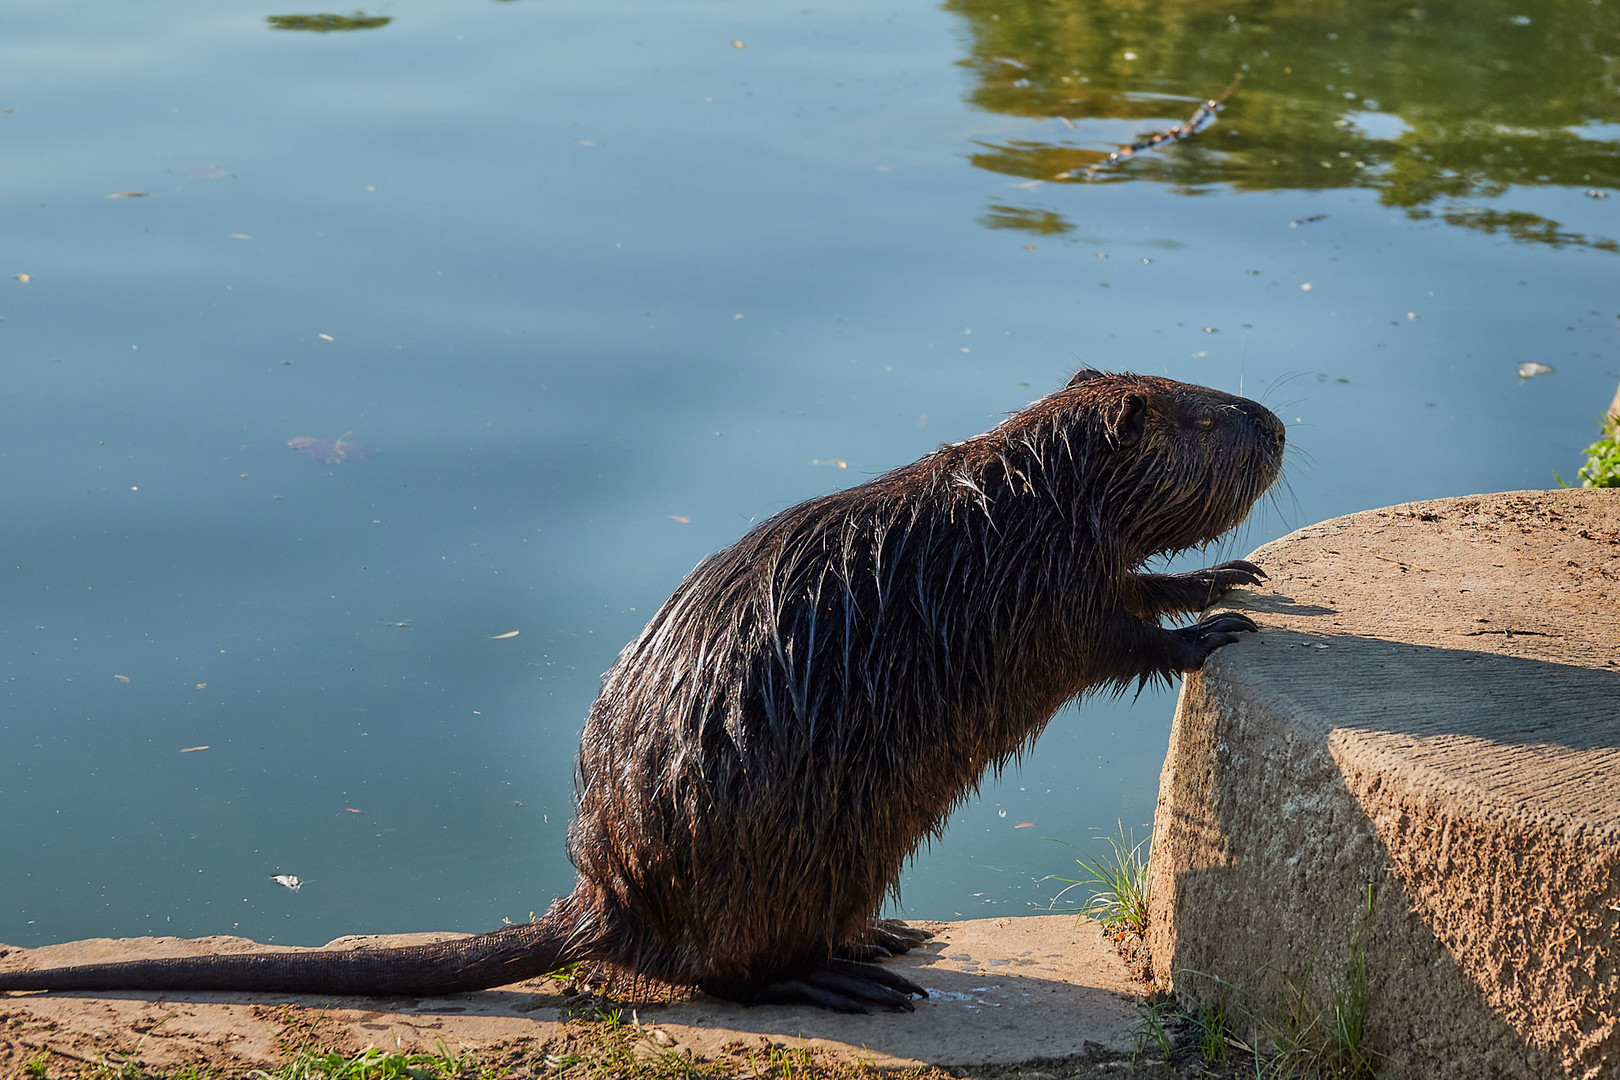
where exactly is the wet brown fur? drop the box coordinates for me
[0,369,1283,1008]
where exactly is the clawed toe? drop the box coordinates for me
[826,957,926,997]
[1197,611,1258,634]
[865,919,933,954]
[1171,609,1261,669]
[836,919,932,963]
[757,958,927,1013]
[1210,559,1267,585]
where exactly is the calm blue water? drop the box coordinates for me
[3,0,1615,947]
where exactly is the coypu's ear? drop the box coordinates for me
[1107,393,1147,448]
[1066,367,1105,388]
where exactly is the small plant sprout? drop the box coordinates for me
[1132,993,1176,1061]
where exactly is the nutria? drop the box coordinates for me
[0,368,1283,1012]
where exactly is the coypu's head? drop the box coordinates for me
[1042,367,1285,560]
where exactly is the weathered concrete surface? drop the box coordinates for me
[0,916,1139,1073]
[1148,488,1620,1080]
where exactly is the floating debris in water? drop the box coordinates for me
[287,433,378,465]
[266,13,391,32]
[1066,74,1243,181]
[1517,361,1554,381]
[271,874,306,892]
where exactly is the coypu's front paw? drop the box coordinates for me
[1198,559,1268,592]
[836,918,933,962]
[1128,560,1269,617]
[1172,611,1259,668]
[757,958,927,1013]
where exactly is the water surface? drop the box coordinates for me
[2,0,1614,947]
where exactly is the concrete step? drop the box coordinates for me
[1149,488,1620,1080]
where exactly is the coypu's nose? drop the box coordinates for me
[1239,400,1286,450]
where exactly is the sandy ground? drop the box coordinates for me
[0,915,1143,1075]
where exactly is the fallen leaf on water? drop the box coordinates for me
[491,630,521,639]
[287,433,378,465]
[113,674,131,683]
[1015,822,1036,828]
[669,515,691,523]
[180,745,209,753]
[345,807,362,814]
[267,13,391,31]
[107,192,148,199]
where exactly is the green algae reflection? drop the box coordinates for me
[267,12,392,32]
[950,0,1620,250]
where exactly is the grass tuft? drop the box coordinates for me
[1557,412,1620,488]
[247,1038,503,1080]
[1131,993,1176,1062]
[1051,822,1152,935]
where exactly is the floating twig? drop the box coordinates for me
[1068,74,1243,181]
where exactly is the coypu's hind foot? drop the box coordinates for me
[757,958,927,1013]
[836,919,933,961]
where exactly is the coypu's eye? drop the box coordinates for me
[1192,414,1214,430]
